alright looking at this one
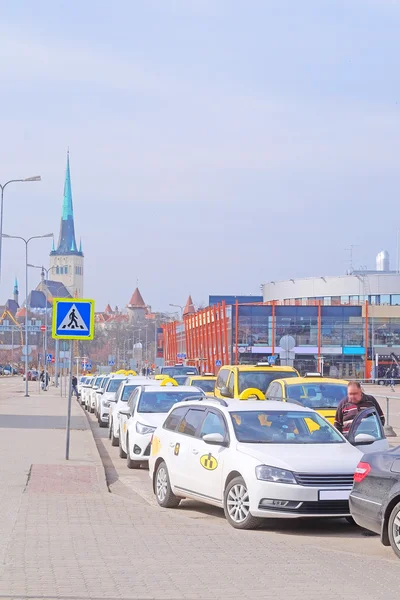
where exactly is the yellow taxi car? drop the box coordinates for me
[214,363,299,400]
[265,375,348,423]
[184,374,217,396]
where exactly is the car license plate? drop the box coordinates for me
[319,490,350,501]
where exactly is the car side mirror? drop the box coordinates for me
[353,433,376,445]
[220,386,232,398]
[202,433,227,446]
[119,408,131,416]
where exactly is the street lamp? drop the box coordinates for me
[0,176,41,284]
[169,303,184,319]
[26,264,60,390]
[3,233,53,397]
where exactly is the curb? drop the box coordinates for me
[77,397,109,493]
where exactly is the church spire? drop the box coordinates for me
[51,151,82,256]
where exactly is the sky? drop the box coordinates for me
[1,0,400,312]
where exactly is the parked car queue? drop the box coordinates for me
[76,365,400,559]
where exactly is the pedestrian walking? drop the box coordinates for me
[334,381,385,436]
[40,370,49,391]
[141,366,146,376]
[72,375,79,398]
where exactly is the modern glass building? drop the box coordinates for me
[163,296,400,379]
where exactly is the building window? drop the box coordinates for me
[381,294,391,305]
[349,295,359,305]
[56,266,59,274]
[392,295,400,306]
[323,297,331,306]
[341,296,349,305]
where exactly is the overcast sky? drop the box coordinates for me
[1,0,399,312]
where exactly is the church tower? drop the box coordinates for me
[13,277,19,304]
[49,152,84,297]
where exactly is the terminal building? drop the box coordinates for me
[163,252,400,379]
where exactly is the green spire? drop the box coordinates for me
[79,238,82,253]
[62,150,73,220]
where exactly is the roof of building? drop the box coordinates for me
[27,290,50,310]
[16,307,27,318]
[183,295,195,315]
[5,299,19,314]
[105,304,113,314]
[50,152,83,257]
[42,280,73,299]
[128,287,146,308]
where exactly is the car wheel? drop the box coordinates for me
[388,501,400,559]
[155,461,180,508]
[118,438,127,459]
[99,419,107,428]
[126,436,141,469]
[223,476,262,530]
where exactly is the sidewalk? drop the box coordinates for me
[1,378,400,600]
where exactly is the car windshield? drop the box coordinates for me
[137,391,202,413]
[106,379,124,393]
[100,378,109,390]
[238,370,298,393]
[173,376,188,385]
[161,366,199,377]
[121,384,139,401]
[192,379,215,393]
[285,383,347,409]
[230,410,344,444]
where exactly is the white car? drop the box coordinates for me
[149,398,389,529]
[80,376,94,408]
[87,375,105,413]
[77,376,88,396]
[94,376,110,417]
[97,375,128,428]
[108,378,161,447]
[119,386,205,468]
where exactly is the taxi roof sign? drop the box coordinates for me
[52,298,95,340]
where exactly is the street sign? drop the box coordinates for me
[268,355,277,365]
[46,354,52,362]
[108,359,115,367]
[51,358,55,363]
[177,353,187,359]
[52,298,95,340]
[40,325,46,332]
[215,359,222,367]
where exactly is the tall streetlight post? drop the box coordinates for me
[27,264,59,390]
[3,233,53,397]
[169,303,185,359]
[0,176,41,284]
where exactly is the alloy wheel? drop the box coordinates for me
[156,467,168,503]
[227,484,250,523]
[392,510,400,551]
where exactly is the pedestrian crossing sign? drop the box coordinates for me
[52,298,95,340]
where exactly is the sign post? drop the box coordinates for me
[52,298,95,460]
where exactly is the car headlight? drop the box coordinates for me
[136,422,156,435]
[102,401,111,407]
[255,465,297,484]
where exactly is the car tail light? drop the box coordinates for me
[354,461,371,483]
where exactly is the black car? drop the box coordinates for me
[349,446,400,558]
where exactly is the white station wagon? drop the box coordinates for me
[149,398,389,529]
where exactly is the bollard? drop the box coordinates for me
[384,397,397,437]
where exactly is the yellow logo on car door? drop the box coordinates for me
[200,453,218,470]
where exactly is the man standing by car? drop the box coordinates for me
[334,381,385,436]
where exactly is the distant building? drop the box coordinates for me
[49,151,84,297]
[127,288,147,325]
